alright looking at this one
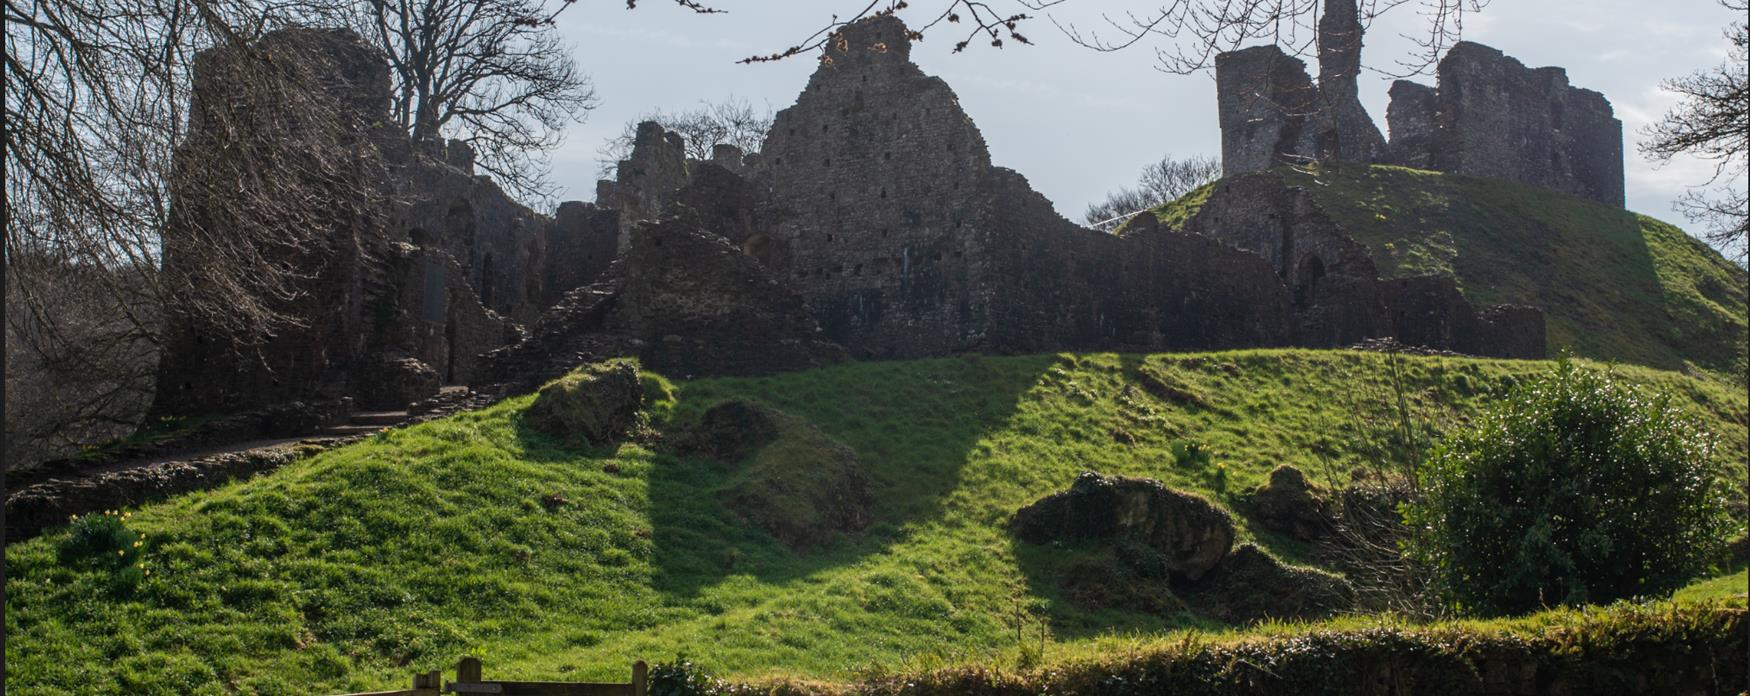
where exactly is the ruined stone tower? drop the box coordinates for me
[1216,0,1385,175]
[1384,42,1624,207]
[1216,5,1624,207]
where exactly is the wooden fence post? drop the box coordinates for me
[457,656,483,683]
[632,660,649,696]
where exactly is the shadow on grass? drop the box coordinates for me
[513,353,1057,600]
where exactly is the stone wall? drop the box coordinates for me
[155,17,1558,427]
[1413,42,1625,207]
[1179,171,1546,358]
[1218,13,1624,208]
[152,28,393,416]
[755,16,1297,358]
[152,28,616,420]
[1215,1,1383,176]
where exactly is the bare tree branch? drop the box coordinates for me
[1641,0,1748,259]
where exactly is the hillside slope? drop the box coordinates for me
[7,351,1746,694]
[1134,165,1748,377]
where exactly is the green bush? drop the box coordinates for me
[649,656,720,696]
[1404,360,1733,615]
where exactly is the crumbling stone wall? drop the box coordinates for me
[1174,172,1390,346]
[1383,81,1438,170]
[1180,171,1546,358]
[757,16,1296,358]
[1215,0,1383,176]
[1215,46,1323,176]
[1218,12,1624,208]
[152,28,393,417]
[153,28,614,420]
[756,16,994,357]
[1419,42,1624,207]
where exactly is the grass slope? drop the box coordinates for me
[7,351,1747,694]
[1137,165,1749,378]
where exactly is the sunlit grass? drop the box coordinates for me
[6,350,1745,694]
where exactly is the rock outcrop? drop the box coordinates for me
[715,408,873,551]
[1185,543,1357,622]
[523,361,645,447]
[1013,472,1356,622]
[1248,465,1333,541]
[1011,472,1237,581]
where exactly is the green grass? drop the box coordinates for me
[1133,164,1749,379]
[6,351,1747,694]
[1673,570,1748,603]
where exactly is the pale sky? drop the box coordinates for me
[545,1,1743,232]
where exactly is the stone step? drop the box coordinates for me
[349,411,409,427]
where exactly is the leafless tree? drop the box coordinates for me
[328,0,599,201]
[597,97,774,174]
[1085,153,1221,231]
[5,0,387,469]
[729,0,1487,77]
[1641,0,1748,260]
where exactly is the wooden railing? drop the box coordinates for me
[335,657,648,696]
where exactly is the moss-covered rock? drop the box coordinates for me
[1185,543,1355,623]
[524,361,644,447]
[1247,465,1333,541]
[716,407,872,551]
[1012,472,1237,582]
[682,400,783,463]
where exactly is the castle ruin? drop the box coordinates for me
[1216,1,1624,207]
[151,16,1547,424]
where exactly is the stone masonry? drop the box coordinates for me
[1217,3,1623,207]
[154,17,1551,427]
[152,28,615,419]
[1384,42,1625,207]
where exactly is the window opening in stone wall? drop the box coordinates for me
[880,188,888,199]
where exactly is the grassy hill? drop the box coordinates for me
[1134,165,1748,378]
[7,351,1747,694]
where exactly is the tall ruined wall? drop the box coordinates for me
[757,16,996,358]
[153,28,393,416]
[1215,0,1383,175]
[153,28,615,418]
[1383,81,1439,169]
[756,16,1296,358]
[1215,46,1323,176]
[1422,42,1624,207]
[1219,19,1623,208]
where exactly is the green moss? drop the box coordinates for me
[6,351,1745,693]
